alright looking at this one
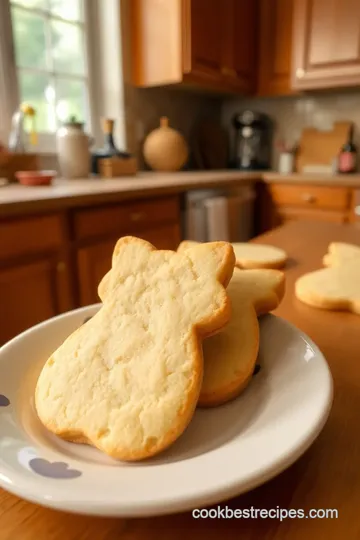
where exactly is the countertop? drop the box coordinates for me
[1,169,360,216]
[262,171,360,187]
[1,220,359,538]
[0,170,258,216]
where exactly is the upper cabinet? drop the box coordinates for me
[222,0,258,93]
[183,0,223,80]
[131,0,360,95]
[131,0,258,94]
[292,0,360,89]
[258,0,294,96]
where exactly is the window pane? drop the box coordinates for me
[18,71,56,132]
[12,0,48,9]
[11,7,47,69]
[56,78,88,126]
[51,21,85,75]
[49,0,82,21]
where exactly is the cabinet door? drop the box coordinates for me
[77,239,116,307]
[258,0,294,95]
[221,0,258,93]
[183,0,223,79]
[0,257,72,345]
[77,224,181,306]
[293,0,360,89]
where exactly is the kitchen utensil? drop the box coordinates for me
[143,117,188,172]
[0,306,332,517]
[15,170,56,186]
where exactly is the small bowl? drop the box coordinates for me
[15,170,57,186]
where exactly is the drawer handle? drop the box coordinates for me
[302,193,316,203]
[130,211,146,222]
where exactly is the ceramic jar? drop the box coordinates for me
[143,117,188,172]
[56,122,93,179]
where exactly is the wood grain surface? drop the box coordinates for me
[1,220,360,540]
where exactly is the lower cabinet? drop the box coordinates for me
[0,256,72,344]
[1,195,182,343]
[265,183,354,229]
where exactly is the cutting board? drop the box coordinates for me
[295,122,351,173]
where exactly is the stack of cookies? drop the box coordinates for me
[35,237,286,461]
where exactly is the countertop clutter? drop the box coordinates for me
[1,170,360,215]
[1,221,360,538]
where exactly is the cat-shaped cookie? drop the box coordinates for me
[322,242,360,268]
[36,237,235,460]
[101,244,284,407]
[295,259,360,315]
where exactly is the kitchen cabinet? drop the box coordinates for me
[0,257,72,345]
[0,196,181,343]
[258,0,294,96]
[264,182,355,229]
[131,0,258,94]
[221,0,258,93]
[0,214,73,344]
[292,0,360,90]
[184,0,223,80]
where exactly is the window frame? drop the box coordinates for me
[0,0,99,153]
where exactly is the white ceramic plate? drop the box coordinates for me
[0,306,333,517]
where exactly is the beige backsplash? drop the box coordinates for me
[222,91,360,171]
[124,86,222,168]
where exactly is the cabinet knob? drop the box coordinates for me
[130,211,145,222]
[57,261,66,273]
[296,68,305,79]
[302,192,316,203]
[355,205,360,216]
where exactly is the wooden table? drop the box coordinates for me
[1,220,360,540]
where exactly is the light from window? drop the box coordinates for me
[10,0,89,133]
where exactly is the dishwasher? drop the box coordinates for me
[182,185,255,243]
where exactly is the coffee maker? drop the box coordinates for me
[231,111,273,170]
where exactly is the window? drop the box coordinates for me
[0,0,96,151]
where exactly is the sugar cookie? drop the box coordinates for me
[36,237,235,460]
[295,261,360,315]
[177,240,287,270]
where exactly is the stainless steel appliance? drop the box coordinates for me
[231,110,273,170]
